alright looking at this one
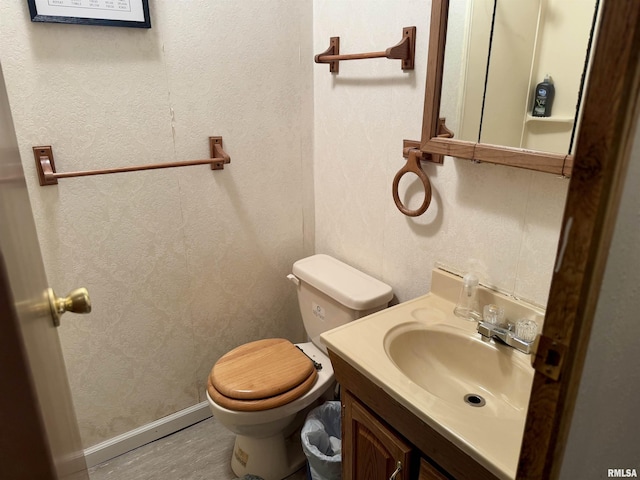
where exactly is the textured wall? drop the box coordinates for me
[313,0,568,306]
[0,1,313,448]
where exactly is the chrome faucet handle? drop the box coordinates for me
[515,318,539,343]
[482,304,505,325]
[477,321,535,355]
[505,333,535,355]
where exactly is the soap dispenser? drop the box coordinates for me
[454,273,481,321]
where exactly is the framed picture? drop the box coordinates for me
[28,0,151,29]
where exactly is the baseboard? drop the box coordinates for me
[83,401,212,468]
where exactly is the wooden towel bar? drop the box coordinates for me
[315,27,416,73]
[33,137,230,186]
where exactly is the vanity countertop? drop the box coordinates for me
[321,268,544,480]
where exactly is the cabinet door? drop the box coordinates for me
[343,391,412,480]
[418,458,451,480]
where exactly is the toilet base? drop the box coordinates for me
[230,427,305,480]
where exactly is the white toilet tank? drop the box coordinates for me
[289,254,393,353]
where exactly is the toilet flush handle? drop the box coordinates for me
[287,274,300,286]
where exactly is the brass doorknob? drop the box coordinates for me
[47,287,92,327]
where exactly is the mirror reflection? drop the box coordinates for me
[442,0,601,155]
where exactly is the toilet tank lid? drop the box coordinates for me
[292,254,393,310]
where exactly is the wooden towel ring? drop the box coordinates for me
[392,149,432,217]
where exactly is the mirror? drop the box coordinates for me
[421,0,602,175]
[446,0,600,155]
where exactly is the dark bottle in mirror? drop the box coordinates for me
[532,75,555,117]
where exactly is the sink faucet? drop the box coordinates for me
[477,322,535,354]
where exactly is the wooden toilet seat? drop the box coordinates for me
[208,338,317,412]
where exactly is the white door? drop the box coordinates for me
[0,64,90,480]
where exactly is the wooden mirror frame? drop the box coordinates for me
[421,0,573,176]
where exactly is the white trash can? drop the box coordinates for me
[300,401,342,480]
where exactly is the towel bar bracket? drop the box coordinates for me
[399,26,416,71]
[35,146,59,186]
[209,136,230,170]
[316,37,340,73]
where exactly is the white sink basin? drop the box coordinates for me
[384,322,533,418]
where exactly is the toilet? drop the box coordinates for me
[206,254,393,480]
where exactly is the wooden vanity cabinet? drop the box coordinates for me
[343,390,451,480]
[329,350,499,480]
[343,390,411,480]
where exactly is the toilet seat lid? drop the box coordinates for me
[210,338,315,400]
[207,368,317,412]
